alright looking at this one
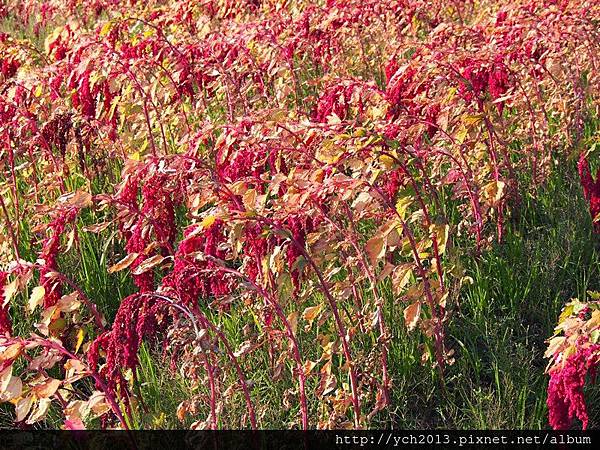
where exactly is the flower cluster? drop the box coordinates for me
[458,57,511,112]
[39,209,78,308]
[0,55,19,79]
[88,294,169,404]
[118,167,178,292]
[546,297,600,430]
[547,343,600,429]
[577,153,600,234]
[162,219,233,306]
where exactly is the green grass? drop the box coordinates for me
[383,166,599,429]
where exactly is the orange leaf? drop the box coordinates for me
[365,235,385,267]
[33,378,61,398]
[108,253,139,273]
[404,302,421,331]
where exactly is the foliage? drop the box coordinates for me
[0,0,599,429]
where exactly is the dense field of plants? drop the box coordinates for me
[0,0,599,431]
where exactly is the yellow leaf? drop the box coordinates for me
[483,180,506,203]
[201,215,217,230]
[0,343,22,363]
[444,87,457,104]
[28,286,45,312]
[395,195,412,220]
[562,345,576,362]
[460,276,474,287]
[74,328,85,354]
[369,104,387,120]
[379,155,395,169]
[242,189,257,210]
[3,278,18,308]
[44,26,63,54]
[316,140,344,164]
[303,304,322,331]
[430,224,450,255]
[455,125,468,144]
[462,114,483,126]
[48,317,67,336]
[392,263,413,294]
[99,22,113,37]
[586,310,600,332]
[545,336,566,358]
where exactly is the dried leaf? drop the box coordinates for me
[33,378,61,398]
[83,222,112,233]
[88,391,111,418]
[62,190,92,209]
[65,399,89,422]
[233,340,254,358]
[28,286,46,312]
[303,360,317,376]
[0,376,22,402]
[0,343,23,363]
[287,311,299,335]
[302,304,322,331]
[15,395,33,422]
[64,359,88,383]
[57,292,81,313]
[26,398,52,424]
[108,253,139,273]
[132,254,165,275]
[0,365,12,392]
[65,228,76,252]
[3,278,18,308]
